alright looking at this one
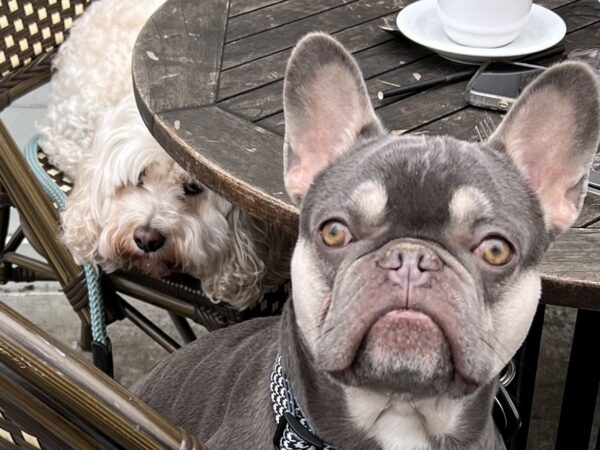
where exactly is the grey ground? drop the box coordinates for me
[1,87,597,449]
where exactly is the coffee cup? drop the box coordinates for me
[437,0,533,48]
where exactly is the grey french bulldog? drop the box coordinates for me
[135,33,600,449]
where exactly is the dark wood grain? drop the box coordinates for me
[553,0,600,32]
[132,0,229,126]
[256,54,466,134]
[562,14,600,48]
[226,0,359,43]
[220,38,430,122]
[218,12,400,99]
[220,0,579,98]
[229,0,284,17]
[541,279,600,311]
[153,106,298,234]
[409,107,503,140]
[230,0,600,127]
[576,194,600,228]
[221,0,407,69]
[539,0,579,8]
[542,229,600,288]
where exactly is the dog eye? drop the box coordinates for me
[183,182,204,196]
[474,237,512,266]
[137,170,146,187]
[320,221,352,248]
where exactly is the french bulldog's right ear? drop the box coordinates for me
[283,32,384,204]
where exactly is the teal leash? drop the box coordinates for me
[24,135,113,376]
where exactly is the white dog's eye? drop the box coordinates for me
[137,170,146,187]
[183,182,203,196]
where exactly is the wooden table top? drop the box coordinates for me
[133,0,600,308]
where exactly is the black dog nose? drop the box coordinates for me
[378,242,442,286]
[133,226,166,253]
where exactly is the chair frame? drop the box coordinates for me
[0,301,205,449]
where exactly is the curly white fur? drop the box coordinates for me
[37,0,292,309]
[38,0,163,175]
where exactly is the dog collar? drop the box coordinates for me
[271,355,521,449]
[271,355,338,450]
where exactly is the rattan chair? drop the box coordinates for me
[0,301,205,450]
[0,0,287,375]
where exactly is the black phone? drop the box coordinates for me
[465,61,545,111]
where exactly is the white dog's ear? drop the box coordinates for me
[61,174,102,267]
[201,209,267,309]
[283,32,384,204]
[490,62,600,233]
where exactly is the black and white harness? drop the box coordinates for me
[270,355,520,450]
[271,356,338,449]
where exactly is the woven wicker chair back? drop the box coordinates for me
[0,409,44,450]
[0,0,91,109]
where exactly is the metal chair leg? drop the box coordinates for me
[507,303,546,450]
[121,300,180,353]
[555,309,600,450]
[0,183,12,283]
[168,312,196,344]
[79,321,92,352]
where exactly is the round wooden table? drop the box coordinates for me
[132,0,600,303]
[132,2,600,444]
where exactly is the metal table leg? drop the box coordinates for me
[556,309,600,450]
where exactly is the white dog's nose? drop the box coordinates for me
[133,226,166,253]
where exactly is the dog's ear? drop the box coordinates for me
[489,62,600,233]
[283,32,384,204]
[61,178,102,267]
[201,208,266,309]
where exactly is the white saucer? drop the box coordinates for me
[396,0,566,64]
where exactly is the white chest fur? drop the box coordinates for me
[345,387,464,450]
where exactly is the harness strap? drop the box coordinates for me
[271,355,520,449]
[24,135,113,376]
[271,356,338,450]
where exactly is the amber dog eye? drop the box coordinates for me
[183,182,203,196]
[321,221,352,248]
[474,238,513,266]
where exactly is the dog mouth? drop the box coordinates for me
[131,256,177,278]
[358,308,447,362]
[318,290,480,394]
[365,308,477,392]
[336,305,447,365]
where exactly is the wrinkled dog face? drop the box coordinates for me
[293,136,545,398]
[284,34,600,399]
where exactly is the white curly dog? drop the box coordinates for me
[37,0,291,309]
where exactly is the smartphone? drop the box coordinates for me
[465,61,545,111]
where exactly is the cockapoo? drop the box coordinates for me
[37,0,291,309]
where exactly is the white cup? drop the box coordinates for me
[437,0,533,48]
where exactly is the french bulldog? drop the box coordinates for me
[135,33,600,449]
